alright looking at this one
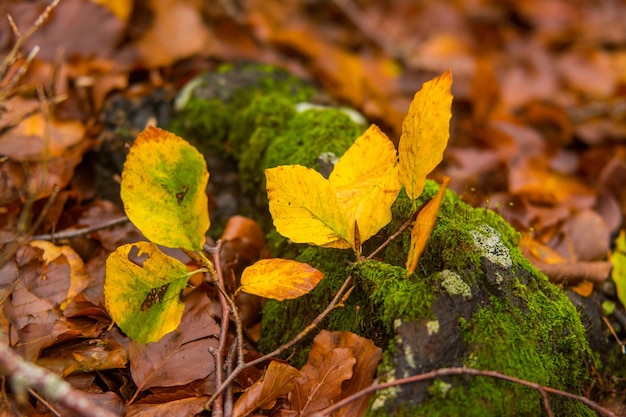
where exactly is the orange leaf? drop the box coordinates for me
[239,259,324,300]
[233,361,300,417]
[406,176,450,277]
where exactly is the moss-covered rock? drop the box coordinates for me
[259,180,596,416]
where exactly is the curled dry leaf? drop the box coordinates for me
[29,240,91,310]
[310,331,382,417]
[239,259,324,301]
[233,361,300,417]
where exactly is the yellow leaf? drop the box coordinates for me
[399,70,453,201]
[610,230,626,308]
[104,242,190,344]
[406,176,450,277]
[29,240,90,310]
[239,259,324,300]
[121,126,210,251]
[330,125,401,246]
[266,165,349,249]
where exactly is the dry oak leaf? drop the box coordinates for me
[399,70,453,202]
[233,361,300,417]
[266,124,401,251]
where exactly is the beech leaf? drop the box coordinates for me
[330,124,402,246]
[290,348,356,415]
[265,124,400,252]
[104,242,191,344]
[129,291,219,392]
[399,70,453,201]
[311,331,383,417]
[239,259,324,300]
[406,176,450,277]
[233,361,300,417]
[29,240,90,310]
[610,230,626,309]
[121,126,210,251]
[266,165,349,249]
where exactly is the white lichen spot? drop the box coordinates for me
[403,345,416,369]
[427,320,440,335]
[393,318,402,330]
[470,225,512,268]
[440,269,473,300]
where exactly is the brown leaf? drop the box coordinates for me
[36,339,127,377]
[129,291,219,393]
[233,361,300,417]
[126,396,208,417]
[311,331,382,417]
[289,331,359,416]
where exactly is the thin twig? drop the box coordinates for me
[209,241,228,417]
[32,216,129,241]
[205,274,354,410]
[367,210,417,260]
[311,367,617,417]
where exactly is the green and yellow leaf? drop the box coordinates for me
[121,126,209,251]
[104,242,191,344]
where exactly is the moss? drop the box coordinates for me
[168,63,316,157]
[261,108,365,173]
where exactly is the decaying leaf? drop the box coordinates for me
[309,331,382,417]
[29,240,91,310]
[120,126,210,251]
[129,291,219,393]
[104,242,191,344]
[239,259,324,300]
[233,361,300,417]
[266,124,401,252]
[36,339,127,377]
[406,176,450,277]
[290,348,355,415]
[398,70,453,202]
